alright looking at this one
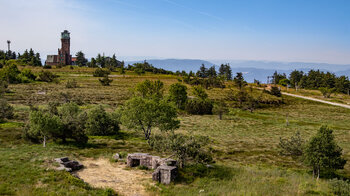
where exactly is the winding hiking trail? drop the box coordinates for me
[282,92,350,109]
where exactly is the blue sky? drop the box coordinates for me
[0,0,349,64]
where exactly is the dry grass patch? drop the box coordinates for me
[76,158,154,196]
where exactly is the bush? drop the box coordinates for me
[269,86,282,97]
[329,179,350,196]
[150,133,213,168]
[19,69,36,81]
[319,87,335,98]
[93,68,110,77]
[43,65,52,69]
[99,75,113,86]
[0,99,14,122]
[24,102,89,146]
[278,131,304,158]
[0,64,21,83]
[66,79,78,88]
[37,71,59,82]
[85,105,120,136]
[185,98,213,115]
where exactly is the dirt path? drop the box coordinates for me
[282,92,350,109]
[75,158,154,196]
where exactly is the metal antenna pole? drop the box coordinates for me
[7,40,11,51]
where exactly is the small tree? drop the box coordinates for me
[26,110,62,147]
[75,51,88,67]
[269,86,282,97]
[120,97,179,142]
[168,83,188,109]
[213,100,228,120]
[58,102,88,144]
[99,75,113,86]
[233,72,247,91]
[304,126,346,179]
[319,87,335,98]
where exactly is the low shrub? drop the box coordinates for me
[37,71,59,82]
[99,75,113,86]
[66,79,78,88]
[278,131,304,158]
[329,179,350,196]
[185,98,213,115]
[0,99,14,122]
[43,65,52,69]
[93,68,110,77]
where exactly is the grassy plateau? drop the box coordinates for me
[0,66,349,195]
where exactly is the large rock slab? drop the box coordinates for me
[54,157,83,172]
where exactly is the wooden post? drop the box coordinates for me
[286,113,289,126]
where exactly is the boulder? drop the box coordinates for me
[112,153,120,161]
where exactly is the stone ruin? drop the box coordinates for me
[126,153,178,184]
[54,157,84,172]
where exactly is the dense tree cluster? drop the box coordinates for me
[24,102,120,146]
[182,64,229,89]
[0,49,42,67]
[127,61,173,75]
[0,64,41,84]
[274,69,350,95]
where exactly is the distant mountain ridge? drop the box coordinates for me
[125,58,350,82]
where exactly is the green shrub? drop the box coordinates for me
[269,86,282,97]
[185,98,213,115]
[85,105,120,136]
[278,131,304,158]
[0,99,14,122]
[329,179,350,196]
[24,102,89,145]
[99,75,113,86]
[150,133,213,168]
[93,68,110,77]
[37,71,59,82]
[43,65,52,69]
[0,64,21,83]
[66,79,78,88]
[19,69,36,80]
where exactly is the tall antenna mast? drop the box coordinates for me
[7,40,11,51]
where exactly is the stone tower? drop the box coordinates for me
[58,30,71,65]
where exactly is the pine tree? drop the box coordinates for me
[75,51,87,67]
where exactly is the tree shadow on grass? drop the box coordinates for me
[175,164,234,184]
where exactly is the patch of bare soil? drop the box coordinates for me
[76,158,154,196]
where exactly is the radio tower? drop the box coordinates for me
[7,40,11,51]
